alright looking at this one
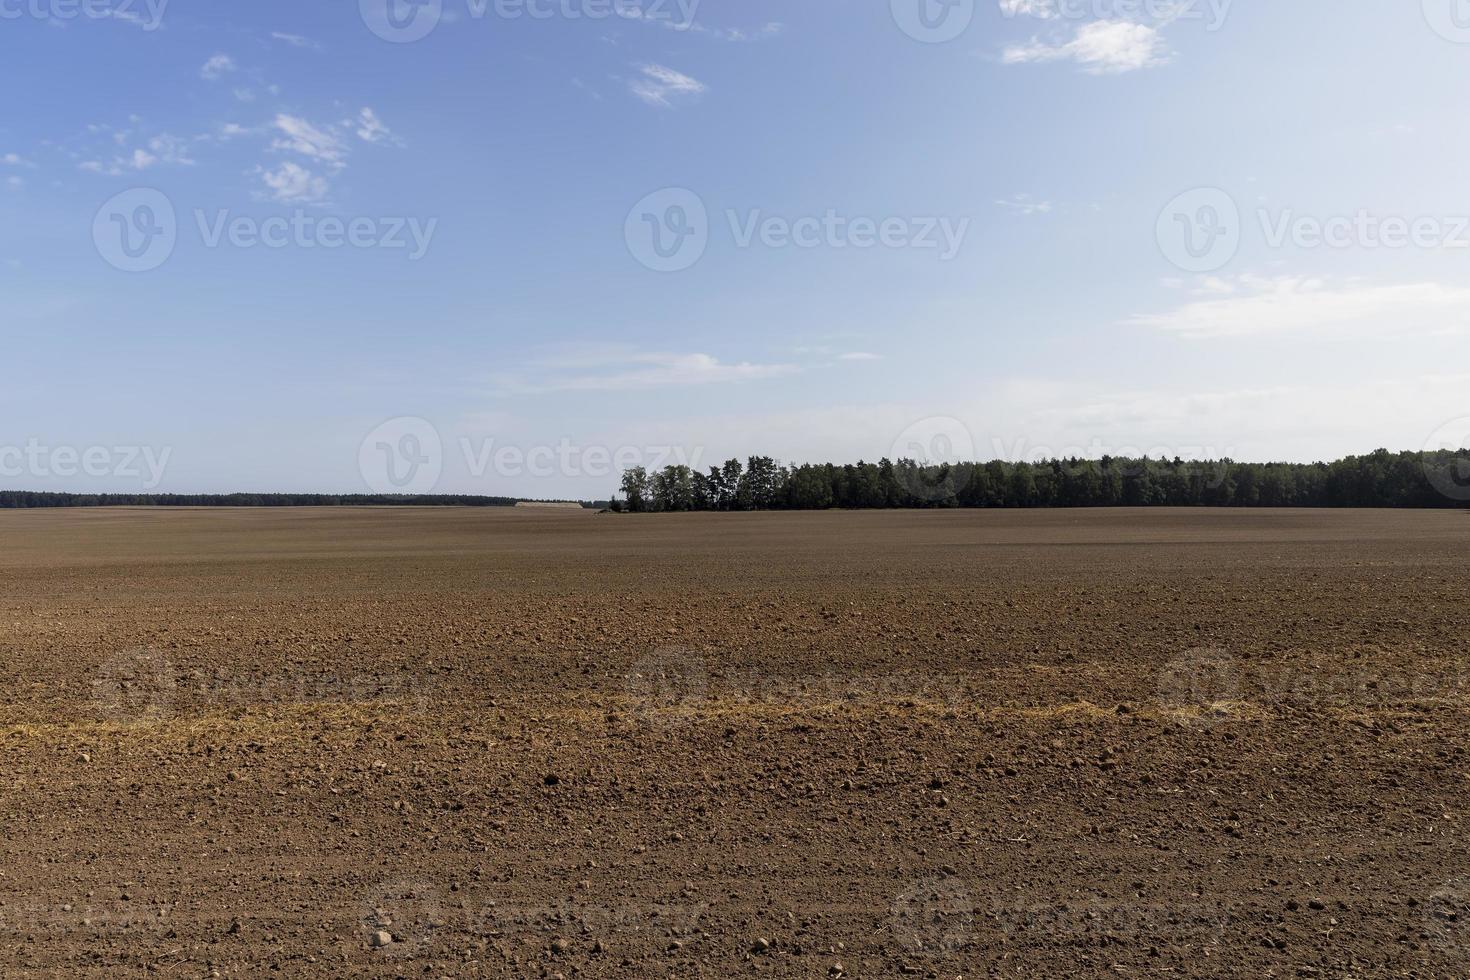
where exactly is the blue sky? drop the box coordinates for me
[3,0,1470,498]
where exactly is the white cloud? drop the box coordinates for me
[271,114,347,168]
[5,176,23,189]
[497,351,798,394]
[838,352,882,361]
[700,21,784,41]
[201,53,237,81]
[270,32,317,48]
[1003,20,1170,74]
[147,133,196,166]
[628,64,707,108]
[1126,275,1470,339]
[259,161,330,204]
[995,194,1053,216]
[1,152,31,167]
[354,108,393,144]
[620,7,782,41]
[78,132,194,175]
[101,7,160,29]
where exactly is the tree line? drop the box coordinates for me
[0,492,591,509]
[613,449,1470,511]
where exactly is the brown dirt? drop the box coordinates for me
[1,507,1468,978]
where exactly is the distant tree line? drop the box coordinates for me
[612,449,1470,511]
[0,492,595,509]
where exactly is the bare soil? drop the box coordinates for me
[1,507,1468,977]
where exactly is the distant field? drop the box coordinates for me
[1,508,1467,977]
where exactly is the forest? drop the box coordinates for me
[612,449,1470,511]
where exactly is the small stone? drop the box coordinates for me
[370,931,393,949]
[752,938,771,954]
[550,937,570,955]
[1308,899,1326,911]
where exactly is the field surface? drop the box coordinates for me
[1,507,1468,978]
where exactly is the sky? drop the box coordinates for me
[3,0,1470,499]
